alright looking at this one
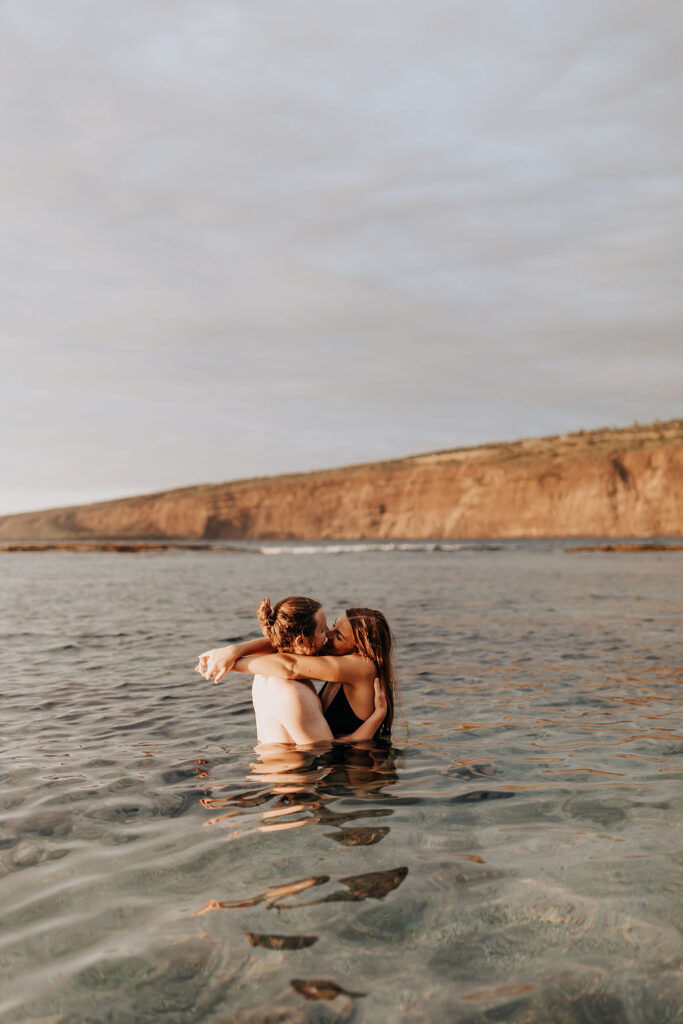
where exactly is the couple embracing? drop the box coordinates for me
[197,596,398,746]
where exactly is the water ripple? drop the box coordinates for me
[0,545,681,1022]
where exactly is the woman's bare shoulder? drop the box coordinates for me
[329,653,376,685]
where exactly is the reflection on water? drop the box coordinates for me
[0,543,681,1022]
[195,743,407,921]
[291,977,367,1001]
[201,741,399,839]
[246,932,318,950]
[191,740,408,1017]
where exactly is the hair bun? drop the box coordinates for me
[257,597,275,636]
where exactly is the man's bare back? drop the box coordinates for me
[252,674,333,746]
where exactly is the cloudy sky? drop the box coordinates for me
[1,0,681,515]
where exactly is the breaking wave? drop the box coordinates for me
[258,542,501,555]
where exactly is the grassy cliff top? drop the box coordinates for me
[110,417,683,502]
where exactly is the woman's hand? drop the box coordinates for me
[337,678,387,743]
[371,677,388,721]
[196,645,237,684]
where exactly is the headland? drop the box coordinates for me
[1,419,681,541]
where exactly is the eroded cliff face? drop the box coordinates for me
[1,421,681,540]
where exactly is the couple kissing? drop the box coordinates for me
[196,596,397,746]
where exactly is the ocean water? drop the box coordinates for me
[1,540,682,1023]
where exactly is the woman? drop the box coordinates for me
[196,595,398,742]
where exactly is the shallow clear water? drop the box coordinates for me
[1,541,682,1023]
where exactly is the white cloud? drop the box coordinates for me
[1,0,681,513]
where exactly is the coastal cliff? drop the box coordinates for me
[2,420,681,540]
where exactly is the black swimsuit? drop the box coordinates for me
[321,683,364,737]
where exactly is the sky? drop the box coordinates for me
[1,0,682,515]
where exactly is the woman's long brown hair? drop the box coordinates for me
[346,607,400,740]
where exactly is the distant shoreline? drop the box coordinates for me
[0,541,225,553]
[1,540,682,554]
[564,543,683,553]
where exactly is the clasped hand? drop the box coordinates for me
[195,645,235,684]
